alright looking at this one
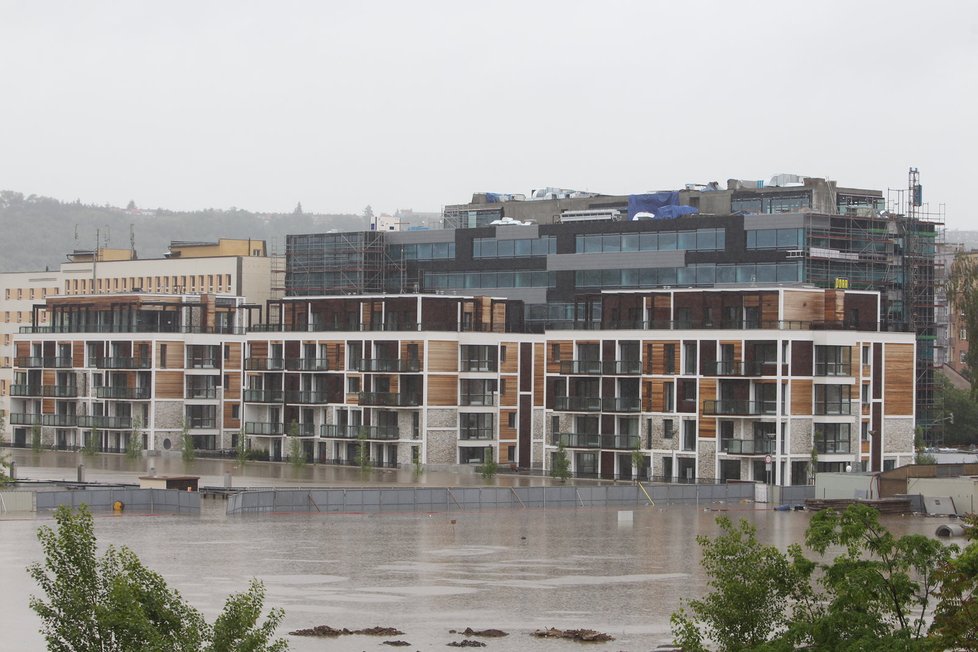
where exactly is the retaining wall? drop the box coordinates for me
[226,482,756,515]
[35,488,200,513]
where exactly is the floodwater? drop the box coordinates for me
[0,451,946,651]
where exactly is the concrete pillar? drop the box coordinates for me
[8,461,15,480]
[77,464,85,483]
[223,472,232,489]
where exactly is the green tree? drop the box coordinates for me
[948,252,978,393]
[31,422,43,453]
[929,513,978,650]
[28,505,288,651]
[126,417,143,460]
[180,422,195,463]
[288,421,305,469]
[671,516,813,652]
[0,410,7,446]
[940,377,978,446]
[630,443,645,483]
[236,434,248,466]
[82,427,98,457]
[550,441,570,482]
[480,447,497,481]
[355,427,370,472]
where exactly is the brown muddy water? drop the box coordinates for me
[0,450,946,651]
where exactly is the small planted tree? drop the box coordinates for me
[126,416,143,460]
[630,443,645,483]
[236,434,248,466]
[180,422,195,463]
[31,422,43,453]
[412,447,423,479]
[82,427,98,457]
[288,421,305,469]
[551,440,571,482]
[480,447,498,481]
[0,410,7,446]
[355,427,370,472]
[808,446,818,484]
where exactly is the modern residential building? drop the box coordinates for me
[0,239,275,420]
[12,286,916,484]
[285,174,943,443]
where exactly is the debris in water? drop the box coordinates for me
[531,627,615,642]
[449,627,508,638]
[382,641,411,647]
[447,641,486,648]
[289,625,405,637]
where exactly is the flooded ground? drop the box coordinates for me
[0,450,946,651]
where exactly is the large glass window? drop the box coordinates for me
[814,423,851,454]
[474,236,554,258]
[814,385,852,415]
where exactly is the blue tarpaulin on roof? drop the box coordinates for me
[628,192,699,220]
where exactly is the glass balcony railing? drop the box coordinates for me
[603,434,641,449]
[559,360,602,375]
[601,397,641,412]
[95,357,150,369]
[244,422,284,435]
[41,414,78,427]
[184,387,218,400]
[721,439,776,455]
[603,360,642,375]
[285,358,330,371]
[554,396,602,412]
[284,390,329,404]
[459,428,495,441]
[10,413,40,425]
[701,400,777,416]
[355,358,420,373]
[10,384,41,397]
[14,356,72,368]
[244,358,285,371]
[77,415,133,429]
[186,418,217,430]
[242,389,284,403]
[552,432,602,448]
[358,392,421,407]
[42,385,80,398]
[96,386,150,400]
[321,424,400,440]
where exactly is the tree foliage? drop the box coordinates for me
[948,252,978,395]
[28,505,288,652]
[288,422,305,469]
[672,504,970,651]
[181,422,195,463]
[550,441,570,482]
[940,376,978,446]
[480,447,497,481]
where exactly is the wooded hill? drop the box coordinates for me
[0,190,370,272]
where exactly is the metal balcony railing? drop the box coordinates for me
[554,396,602,412]
[97,386,151,399]
[559,360,602,375]
[355,358,420,373]
[41,414,78,427]
[42,385,80,398]
[321,424,400,440]
[9,413,41,425]
[721,439,776,455]
[603,360,642,375]
[244,422,284,435]
[77,415,132,429]
[815,362,853,376]
[358,392,421,407]
[601,397,641,412]
[10,384,41,397]
[284,390,329,404]
[460,393,496,406]
[285,358,330,371]
[242,389,284,403]
[14,356,72,368]
[603,434,641,449]
[552,432,602,448]
[244,358,285,371]
[95,357,150,369]
[701,400,777,416]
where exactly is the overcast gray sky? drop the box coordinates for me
[1,1,976,227]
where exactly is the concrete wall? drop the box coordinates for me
[908,477,978,516]
[814,472,876,499]
[226,482,756,515]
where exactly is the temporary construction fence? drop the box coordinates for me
[226,483,756,515]
[34,488,200,513]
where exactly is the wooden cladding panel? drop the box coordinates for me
[223,402,240,429]
[645,341,679,375]
[16,341,30,358]
[761,293,779,323]
[547,341,572,373]
[500,342,518,373]
[649,379,665,412]
[326,341,344,370]
[492,304,507,333]
[698,378,716,418]
[427,341,458,372]
[42,398,55,414]
[500,375,517,406]
[248,341,268,358]
[400,341,423,365]
[499,410,517,438]
[699,417,716,439]
[883,343,914,416]
[533,343,544,406]
[790,379,813,415]
[427,375,457,406]
[72,342,85,368]
[225,342,241,369]
[155,371,184,399]
[719,340,742,363]
[782,290,824,323]
[224,372,240,399]
[156,341,184,369]
[42,370,55,386]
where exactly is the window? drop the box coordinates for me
[348,377,361,393]
[663,382,674,412]
[814,423,851,454]
[683,342,696,375]
[682,420,696,451]
[961,328,968,341]
[815,346,851,376]
[663,418,674,439]
[815,384,852,415]
[461,345,497,372]
[664,343,676,374]
[861,383,870,403]
[551,343,561,363]
[159,345,167,367]
[507,412,516,428]
[862,345,870,365]
[231,405,240,419]
[500,345,507,363]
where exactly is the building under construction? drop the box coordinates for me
[284,172,946,445]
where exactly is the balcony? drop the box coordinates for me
[704,361,747,376]
[721,439,776,455]
[322,424,399,440]
[10,384,41,397]
[460,360,497,373]
[286,422,316,437]
[553,432,602,448]
[244,358,285,371]
[10,413,40,425]
[554,396,602,412]
[184,387,218,400]
[14,356,72,368]
[603,360,642,375]
[559,360,602,375]
[460,393,496,406]
[603,434,641,449]
[601,397,641,412]
[187,356,219,369]
[358,392,421,407]
[460,428,495,441]
[815,362,853,377]
[186,418,217,430]
[77,415,133,429]
[701,400,777,416]
[244,422,285,436]
[95,357,150,370]
[242,389,284,403]
[285,358,330,371]
[815,439,852,454]
[97,386,151,400]
[42,414,78,427]
[355,358,420,373]
[284,390,329,404]
[42,385,80,398]
[813,402,854,416]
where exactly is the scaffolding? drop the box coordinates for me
[285,231,395,297]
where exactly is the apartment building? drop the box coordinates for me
[12,286,915,484]
[0,239,274,419]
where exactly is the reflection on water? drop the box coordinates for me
[0,452,945,651]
